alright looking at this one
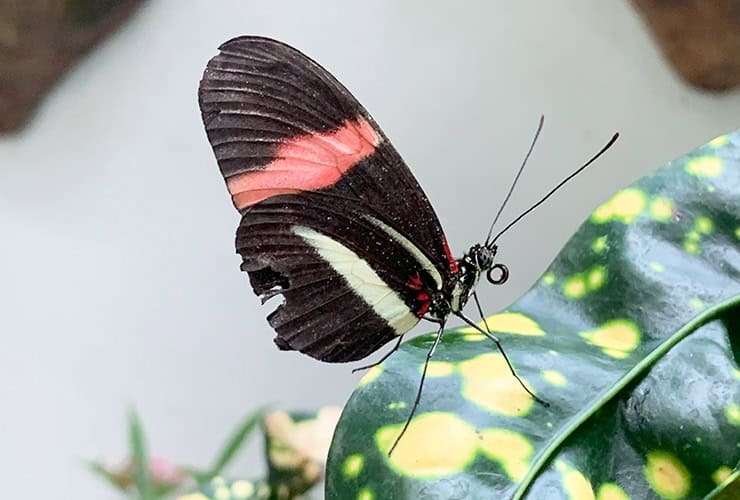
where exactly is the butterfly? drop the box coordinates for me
[198,36,617,453]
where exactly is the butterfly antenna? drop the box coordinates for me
[488,132,620,247]
[484,115,545,246]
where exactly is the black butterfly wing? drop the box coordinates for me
[199,36,457,361]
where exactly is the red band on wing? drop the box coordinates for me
[441,236,459,273]
[227,118,379,209]
[407,274,423,290]
[417,299,430,317]
[407,274,431,316]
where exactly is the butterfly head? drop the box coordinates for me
[466,244,509,286]
[442,244,509,315]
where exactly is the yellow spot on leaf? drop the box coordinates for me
[461,312,545,336]
[458,353,536,416]
[682,215,713,254]
[602,349,625,358]
[478,428,534,482]
[596,482,629,500]
[644,451,691,499]
[591,188,647,224]
[376,412,477,477]
[587,266,607,290]
[565,471,595,500]
[580,319,641,359]
[358,365,383,387]
[231,480,254,498]
[735,227,740,240]
[649,262,664,272]
[709,134,729,147]
[726,403,740,425]
[357,487,375,500]
[543,271,556,285]
[683,240,700,255]
[592,235,608,254]
[388,401,406,410]
[563,267,607,299]
[689,298,705,311]
[650,197,674,222]
[557,462,595,500]
[616,194,641,220]
[549,350,559,356]
[462,333,484,342]
[592,206,612,223]
[424,361,455,377]
[487,312,545,336]
[343,454,364,479]
[695,216,713,234]
[542,369,567,387]
[179,494,209,500]
[686,156,723,178]
[563,275,587,298]
[712,466,732,485]
[733,368,740,380]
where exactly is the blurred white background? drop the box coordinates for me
[1,0,738,497]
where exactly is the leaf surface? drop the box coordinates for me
[327,131,740,499]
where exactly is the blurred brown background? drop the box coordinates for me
[0,0,146,132]
[2,0,738,133]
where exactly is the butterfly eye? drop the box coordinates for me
[486,263,509,285]
[473,246,494,270]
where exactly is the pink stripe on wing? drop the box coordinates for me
[227,118,379,209]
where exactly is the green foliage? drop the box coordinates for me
[182,408,338,500]
[91,407,335,500]
[129,411,156,500]
[327,131,740,499]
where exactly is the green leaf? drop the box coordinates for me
[327,130,740,499]
[177,407,337,500]
[129,410,156,500]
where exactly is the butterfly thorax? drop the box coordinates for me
[429,244,497,318]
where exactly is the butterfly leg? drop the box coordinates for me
[388,320,446,457]
[351,335,405,373]
[459,293,549,407]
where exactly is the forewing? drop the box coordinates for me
[198,36,457,274]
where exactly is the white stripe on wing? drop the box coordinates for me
[293,225,419,335]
